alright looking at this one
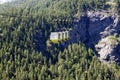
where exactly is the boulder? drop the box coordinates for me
[95,36,120,64]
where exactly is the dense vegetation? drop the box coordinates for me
[0,0,120,80]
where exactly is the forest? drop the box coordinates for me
[0,0,120,80]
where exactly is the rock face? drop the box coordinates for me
[95,36,120,64]
[71,10,120,64]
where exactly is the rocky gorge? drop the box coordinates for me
[70,10,120,64]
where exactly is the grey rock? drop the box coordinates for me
[95,37,120,64]
[70,10,120,64]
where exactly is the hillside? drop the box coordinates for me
[0,0,120,80]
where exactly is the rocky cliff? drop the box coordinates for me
[71,10,120,64]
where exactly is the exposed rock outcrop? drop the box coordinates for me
[71,10,120,64]
[95,36,120,64]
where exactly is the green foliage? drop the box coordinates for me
[0,0,120,80]
[109,35,120,43]
[115,0,120,14]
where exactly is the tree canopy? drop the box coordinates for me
[0,0,120,80]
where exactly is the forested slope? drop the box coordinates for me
[0,0,120,80]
